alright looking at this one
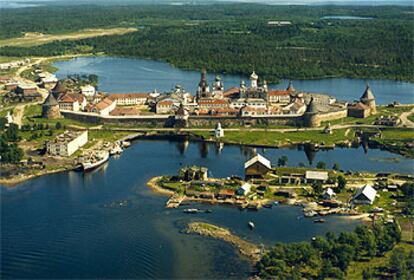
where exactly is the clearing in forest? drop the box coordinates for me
[0,27,137,48]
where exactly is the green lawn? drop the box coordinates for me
[23,104,95,128]
[196,129,354,146]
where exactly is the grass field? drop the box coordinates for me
[0,28,137,48]
[195,129,354,146]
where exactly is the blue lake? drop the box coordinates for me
[54,56,414,105]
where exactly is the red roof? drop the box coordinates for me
[199,99,229,105]
[218,189,236,196]
[349,102,369,110]
[269,90,291,96]
[94,97,113,110]
[110,107,139,116]
[158,100,174,106]
[109,93,149,100]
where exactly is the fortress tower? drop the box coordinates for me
[303,97,319,127]
[360,85,376,114]
[42,92,61,119]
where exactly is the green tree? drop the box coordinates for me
[337,175,347,192]
[316,161,326,169]
[332,163,340,171]
[312,181,323,196]
[55,122,62,130]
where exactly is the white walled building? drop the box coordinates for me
[46,130,88,157]
[109,93,148,105]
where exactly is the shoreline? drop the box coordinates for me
[0,166,75,187]
[146,176,379,222]
[185,222,262,262]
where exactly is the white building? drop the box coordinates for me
[305,171,329,183]
[81,85,96,97]
[109,93,148,106]
[237,182,252,196]
[230,98,267,110]
[323,188,336,199]
[215,122,224,138]
[46,130,88,157]
[5,111,14,127]
[353,185,377,205]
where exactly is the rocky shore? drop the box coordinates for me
[185,222,262,262]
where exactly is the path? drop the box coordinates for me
[399,107,414,128]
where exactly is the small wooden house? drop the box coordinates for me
[244,154,272,179]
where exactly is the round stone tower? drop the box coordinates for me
[360,85,376,114]
[303,97,319,127]
[42,92,61,119]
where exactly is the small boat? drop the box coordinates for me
[248,221,255,229]
[204,209,212,213]
[110,145,123,155]
[313,219,326,223]
[183,208,199,214]
[82,151,109,172]
[273,201,279,206]
[121,141,131,148]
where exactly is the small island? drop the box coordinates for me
[147,153,413,224]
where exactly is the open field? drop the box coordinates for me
[0,28,137,48]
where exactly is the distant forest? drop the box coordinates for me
[0,4,413,81]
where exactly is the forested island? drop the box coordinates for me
[0,4,413,81]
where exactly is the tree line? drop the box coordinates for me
[256,223,405,279]
[0,4,413,81]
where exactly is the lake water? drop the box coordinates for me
[54,56,414,105]
[3,140,410,279]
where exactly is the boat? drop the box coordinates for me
[110,145,123,155]
[82,151,109,172]
[248,221,255,229]
[121,141,131,148]
[204,209,212,213]
[313,219,326,223]
[183,208,199,214]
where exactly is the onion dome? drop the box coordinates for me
[215,75,221,81]
[250,71,258,80]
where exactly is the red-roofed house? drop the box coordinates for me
[90,97,117,116]
[156,100,175,114]
[198,98,229,110]
[58,92,87,112]
[240,106,267,117]
[348,102,371,118]
[268,90,291,104]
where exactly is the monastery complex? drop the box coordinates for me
[39,69,377,128]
